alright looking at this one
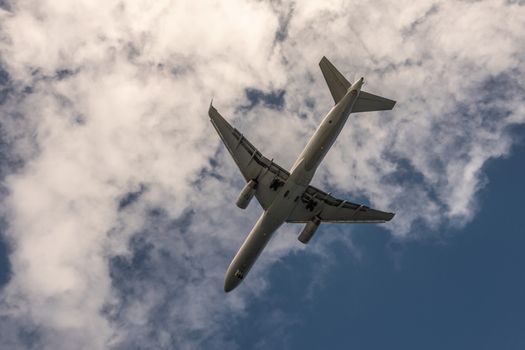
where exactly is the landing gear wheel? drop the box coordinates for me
[269,179,284,191]
[306,200,318,212]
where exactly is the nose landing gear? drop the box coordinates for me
[234,269,244,280]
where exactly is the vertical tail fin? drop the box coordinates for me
[319,56,350,104]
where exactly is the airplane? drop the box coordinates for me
[209,56,396,292]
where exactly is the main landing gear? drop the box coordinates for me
[306,199,318,212]
[269,178,284,191]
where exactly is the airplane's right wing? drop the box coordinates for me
[286,185,395,223]
[209,103,290,210]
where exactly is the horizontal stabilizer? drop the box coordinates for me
[319,56,351,104]
[353,91,396,113]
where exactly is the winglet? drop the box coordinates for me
[208,98,215,118]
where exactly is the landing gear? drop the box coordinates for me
[234,269,244,280]
[269,178,284,191]
[306,199,318,212]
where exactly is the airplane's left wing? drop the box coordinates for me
[286,185,395,223]
[209,103,289,210]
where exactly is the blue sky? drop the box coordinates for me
[226,135,525,349]
[0,1,524,349]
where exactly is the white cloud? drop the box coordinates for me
[0,0,523,348]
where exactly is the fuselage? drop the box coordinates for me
[224,78,364,292]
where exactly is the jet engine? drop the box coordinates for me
[236,179,257,209]
[298,216,321,244]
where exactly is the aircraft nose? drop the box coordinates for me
[224,271,242,293]
[224,279,236,293]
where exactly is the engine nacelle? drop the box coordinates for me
[298,216,321,244]
[236,179,257,209]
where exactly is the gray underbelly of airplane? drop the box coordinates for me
[223,179,307,292]
[302,107,352,171]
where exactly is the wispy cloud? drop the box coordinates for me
[0,0,523,348]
